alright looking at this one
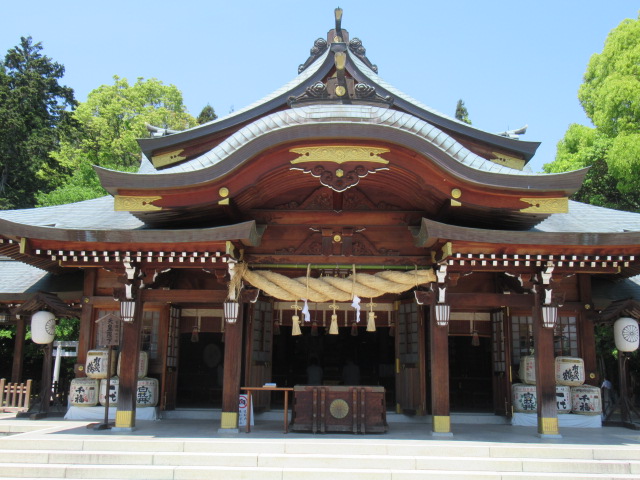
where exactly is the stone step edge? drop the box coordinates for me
[0,464,639,480]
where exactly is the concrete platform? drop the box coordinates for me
[0,411,639,479]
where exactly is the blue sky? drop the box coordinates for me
[1,1,637,173]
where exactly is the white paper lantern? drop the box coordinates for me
[31,311,56,344]
[614,317,640,352]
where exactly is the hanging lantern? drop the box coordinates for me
[224,301,239,324]
[435,304,450,327]
[311,321,318,336]
[351,322,358,337]
[191,311,200,343]
[471,330,480,347]
[541,305,558,329]
[120,300,136,323]
[31,311,56,344]
[614,317,640,352]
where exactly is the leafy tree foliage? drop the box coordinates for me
[38,76,196,206]
[0,37,76,209]
[454,99,472,125]
[544,15,640,211]
[197,104,217,124]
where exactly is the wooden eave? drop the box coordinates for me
[98,124,586,196]
[0,219,262,272]
[97,124,586,230]
[414,217,640,278]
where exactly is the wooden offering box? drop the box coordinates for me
[291,386,388,433]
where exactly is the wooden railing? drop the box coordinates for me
[0,379,32,412]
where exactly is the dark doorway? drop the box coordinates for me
[177,332,224,408]
[271,325,396,408]
[449,335,493,412]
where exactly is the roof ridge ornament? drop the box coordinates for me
[348,38,378,73]
[334,7,344,42]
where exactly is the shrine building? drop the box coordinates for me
[2,9,640,436]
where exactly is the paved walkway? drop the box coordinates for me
[1,413,639,447]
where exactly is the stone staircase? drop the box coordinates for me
[0,430,640,479]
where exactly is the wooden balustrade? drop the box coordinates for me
[0,379,32,412]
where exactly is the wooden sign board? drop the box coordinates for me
[95,313,121,347]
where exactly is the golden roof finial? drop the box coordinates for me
[334,7,343,42]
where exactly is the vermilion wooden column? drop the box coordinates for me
[578,274,598,386]
[76,269,97,375]
[430,303,451,435]
[533,291,560,437]
[11,317,26,383]
[115,297,143,430]
[219,303,245,433]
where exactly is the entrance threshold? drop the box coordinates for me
[162,409,509,425]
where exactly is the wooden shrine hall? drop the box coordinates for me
[2,8,640,436]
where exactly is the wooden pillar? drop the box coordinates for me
[76,269,98,374]
[11,316,26,383]
[430,303,451,435]
[578,274,598,386]
[219,303,245,432]
[115,297,143,429]
[533,290,560,437]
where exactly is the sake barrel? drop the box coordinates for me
[31,311,55,344]
[555,357,585,386]
[136,377,158,407]
[556,385,571,413]
[117,351,148,378]
[99,377,120,406]
[69,378,99,407]
[614,317,640,352]
[518,356,536,384]
[85,348,116,379]
[512,383,537,412]
[571,385,602,415]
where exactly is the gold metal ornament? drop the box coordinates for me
[290,146,390,165]
[329,398,349,419]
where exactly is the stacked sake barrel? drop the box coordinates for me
[512,356,601,415]
[69,349,158,408]
[69,348,116,407]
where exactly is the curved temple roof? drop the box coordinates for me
[97,104,586,195]
[135,22,540,172]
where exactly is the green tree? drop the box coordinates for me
[455,99,472,125]
[197,103,217,124]
[0,37,76,209]
[38,76,197,206]
[544,14,640,211]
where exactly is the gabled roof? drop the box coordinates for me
[135,23,540,171]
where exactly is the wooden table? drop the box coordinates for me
[241,387,294,433]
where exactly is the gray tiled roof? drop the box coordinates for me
[0,258,49,293]
[0,196,144,230]
[533,201,640,233]
[149,104,525,176]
